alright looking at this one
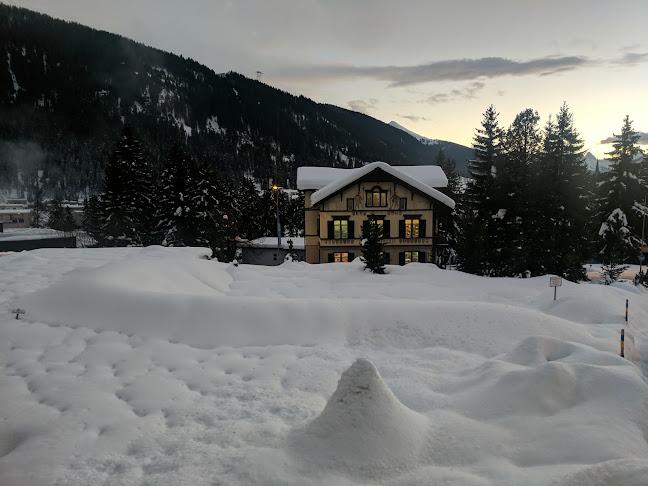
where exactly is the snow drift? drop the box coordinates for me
[1,246,648,485]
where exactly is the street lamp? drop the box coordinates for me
[272,183,281,250]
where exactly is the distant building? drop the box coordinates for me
[0,207,31,229]
[238,237,305,266]
[297,161,455,266]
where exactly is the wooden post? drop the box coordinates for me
[621,329,625,358]
[625,299,628,322]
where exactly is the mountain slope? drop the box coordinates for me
[0,5,474,200]
[388,121,473,175]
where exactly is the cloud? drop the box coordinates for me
[600,132,648,145]
[348,98,379,114]
[421,81,485,105]
[398,115,428,123]
[278,56,592,87]
[613,52,648,65]
[277,52,648,87]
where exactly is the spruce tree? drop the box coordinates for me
[155,143,206,247]
[459,105,503,275]
[532,104,589,280]
[597,116,644,266]
[361,219,386,274]
[492,108,541,276]
[434,150,460,264]
[100,125,154,246]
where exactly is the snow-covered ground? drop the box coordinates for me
[1,246,647,485]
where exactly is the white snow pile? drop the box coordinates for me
[1,246,648,485]
[290,358,429,478]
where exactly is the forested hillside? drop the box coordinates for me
[0,4,471,200]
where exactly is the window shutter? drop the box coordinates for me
[363,219,370,236]
[399,220,406,238]
[328,221,334,239]
[383,220,391,238]
[317,218,320,236]
[348,221,355,239]
[348,252,355,261]
[328,253,335,263]
[419,251,426,263]
[399,252,405,265]
[419,219,427,238]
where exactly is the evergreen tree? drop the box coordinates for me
[47,199,75,233]
[459,105,503,275]
[100,125,154,246]
[491,108,541,276]
[597,116,644,265]
[235,178,265,240]
[531,103,589,280]
[155,143,207,247]
[361,219,386,274]
[434,150,461,264]
[82,195,104,246]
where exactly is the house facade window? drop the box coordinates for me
[347,198,355,211]
[365,215,390,238]
[399,198,407,210]
[405,218,419,238]
[334,252,349,262]
[366,186,387,207]
[405,251,419,264]
[334,219,348,239]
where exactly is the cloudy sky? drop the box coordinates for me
[9,0,648,158]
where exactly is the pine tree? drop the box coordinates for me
[531,103,589,280]
[459,105,503,275]
[235,178,265,240]
[82,195,104,246]
[361,219,386,274]
[434,150,460,264]
[155,143,207,247]
[597,116,644,265]
[491,108,541,276]
[100,125,154,246]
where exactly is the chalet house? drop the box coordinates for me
[296,162,455,266]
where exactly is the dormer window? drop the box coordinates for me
[366,186,387,207]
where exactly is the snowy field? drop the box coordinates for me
[1,247,647,485]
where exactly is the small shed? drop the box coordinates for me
[238,237,305,266]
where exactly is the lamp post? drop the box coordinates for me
[272,183,281,250]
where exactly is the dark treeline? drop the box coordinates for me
[451,104,646,283]
[82,125,304,261]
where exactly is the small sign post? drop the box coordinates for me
[11,308,25,320]
[549,276,562,301]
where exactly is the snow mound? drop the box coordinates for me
[554,458,648,486]
[291,358,429,475]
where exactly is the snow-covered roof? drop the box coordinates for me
[297,162,448,190]
[239,237,305,250]
[302,162,455,209]
[0,208,31,214]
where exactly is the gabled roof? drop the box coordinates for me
[297,162,448,190]
[298,162,455,209]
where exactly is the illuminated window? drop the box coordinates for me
[405,218,419,238]
[404,251,419,264]
[334,219,348,239]
[334,252,349,262]
[366,187,387,207]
